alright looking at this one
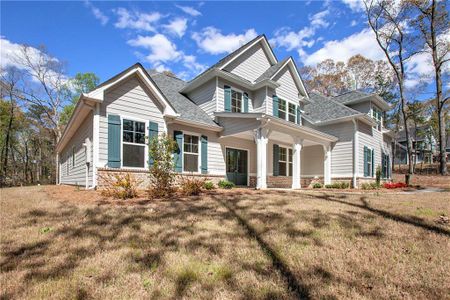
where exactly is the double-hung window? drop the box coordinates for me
[122,119,146,168]
[372,107,382,130]
[231,90,243,113]
[278,147,293,176]
[288,103,296,123]
[278,99,287,120]
[364,146,374,177]
[183,134,199,172]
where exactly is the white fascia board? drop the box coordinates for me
[220,36,277,70]
[165,116,223,132]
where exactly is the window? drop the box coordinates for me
[372,107,382,130]
[122,119,146,168]
[231,90,243,113]
[278,147,293,176]
[72,147,75,168]
[382,153,390,178]
[183,134,199,172]
[364,146,374,177]
[288,103,296,123]
[278,99,287,120]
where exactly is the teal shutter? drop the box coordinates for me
[387,155,390,178]
[363,146,368,177]
[273,144,280,176]
[371,149,374,177]
[243,92,249,113]
[273,95,279,117]
[174,131,183,172]
[381,154,386,178]
[107,114,121,168]
[224,85,231,112]
[201,135,208,174]
[148,121,158,167]
[296,106,301,125]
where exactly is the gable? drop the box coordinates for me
[222,41,273,82]
[273,66,301,103]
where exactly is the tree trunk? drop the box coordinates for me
[2,95,15,186]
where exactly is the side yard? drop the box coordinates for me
[1,186,449,299]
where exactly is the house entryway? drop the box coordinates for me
[226,148,248,186]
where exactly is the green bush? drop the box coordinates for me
[361,182,379,190]
[203,181,215,190]
[100,173,141,199]
[312,182,323,189]
[324,182,349,189]
[218,180,235,189]
[375,166,381,188]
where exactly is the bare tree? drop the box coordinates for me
[412,0,449,175]
[364,0,417,183]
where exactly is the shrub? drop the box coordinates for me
[203,181,215,190]
[361,182,380,190]
[312,182,323,189]
[324,182,349,189]
[147,133,177,199]
[375,166,381,188]
[100,173,140,199]
[179,176,207,196]
[383,182,408,189]
[218,180,235,189]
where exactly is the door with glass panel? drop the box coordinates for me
[226,148,248,186]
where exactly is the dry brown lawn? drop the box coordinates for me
[1,186,449,299]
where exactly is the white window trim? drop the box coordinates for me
[371,104,383,131]
[365,146,374,178]
[120,115,149,170]
[277,146,293,177]
[278,97,298,124]
[230,86,245,113]
[182,130,201,174]
[72,146,76,169]
[224,146,250,187]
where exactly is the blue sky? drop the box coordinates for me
[1,0,445,98]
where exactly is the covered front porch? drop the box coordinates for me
[216,113,338,189]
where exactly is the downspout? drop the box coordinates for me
[92,102,100,189]
[56,152,60,185]
[352,118,359,188]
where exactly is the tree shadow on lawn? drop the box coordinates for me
[311,193,450,237]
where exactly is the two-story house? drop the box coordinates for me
[56,35,393,189]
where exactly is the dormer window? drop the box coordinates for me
[288,103,296,123]
[278,99,287,120]
[231,90,243,113]
[273,95,300,125]
[372,107,382,130]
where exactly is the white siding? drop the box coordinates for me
[319,122,355,177]
[253,88,267,113]
[218,117,260,136]
[60,112,93,186]
[217,78,254,112]
[187,78,216,117]
[223,42,272,82]
[358,122,389,177]
[273,66,300,104]
[98,76,165,166]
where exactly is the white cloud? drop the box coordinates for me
[84,0,108,25]
[341,0,365,12]
[310,10,330,28]
[303,28,385,65]
[350,20,358,27]
[176,5,202,17]
[114,8,162,32]
[128,34,181,63]
[192,27,258,55]
[163,18,188,37]
[270,27,315,51]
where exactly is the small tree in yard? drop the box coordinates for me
[148,133,177,198]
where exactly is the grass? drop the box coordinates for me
[1,186,449,299]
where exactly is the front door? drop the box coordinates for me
[226,148,248,186]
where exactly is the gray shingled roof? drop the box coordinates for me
[304,93,361,123]
[333,90,371,104]
[149,72,220,128]
[254,57,289,83]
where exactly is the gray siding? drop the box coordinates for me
[217,117,260,136]
[301,145,324,177]
[223,42,272,82]
[187,78,216,117]
[358,122,390,177]
[273,66,300,104]
[253,87,267,113]
[348,102,371,114]
[319,122,355,177]
[220,137,257,175]
[98,76,166,167]
[60,112,93,186]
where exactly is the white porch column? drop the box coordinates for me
[323,144,332,185]
[256,127,269,189]
[292,138,303,189]
[92,102,100,188]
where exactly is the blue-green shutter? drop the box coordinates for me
[273,95,279,117]
[148,121,158,167]
[381,154,386,178]
[387,155,390,178]
[296,106,301,125]
[201,135,208,174]
[364,146,368,177]
[224,85,231,112]
[371,149,374,177]
[174,131,183,172]
[107,114,121,168]
[273,144,279,176]
[243,92,249,113]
